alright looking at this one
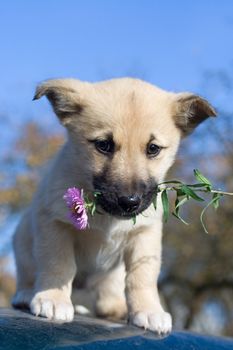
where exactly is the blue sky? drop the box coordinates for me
[0,0,233,123]
[0,0,232,168]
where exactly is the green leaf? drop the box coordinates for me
[200,192,223,233]
[93,191,102,197]
[90,203,96,216]
[187,183,209,188]
[181,185,205,202]
[172,195,189,225]
[152,193,158,210]
[159,180,183,185]
[175,188,186,197]
[161,189,169,222]
[200,194,221,233]
[175,195,189,211]
[212,193,222,210]
[132,215,136,225]
[172,212,189,225]
[194,169,212,188]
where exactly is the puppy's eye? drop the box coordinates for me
[146,143,161,158]
[94,139,115,155]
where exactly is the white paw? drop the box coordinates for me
[129,310,172,334]
[30,291,74,322]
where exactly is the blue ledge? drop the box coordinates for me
[0,308,232,350]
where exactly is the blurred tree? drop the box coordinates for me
[0,122,64,211]
[0,257,15,307]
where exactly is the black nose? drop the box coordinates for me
[118,195,141,213]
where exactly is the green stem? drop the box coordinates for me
[159,186,233,196]
[210,189,233,196]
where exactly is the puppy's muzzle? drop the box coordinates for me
[93,175,157,218]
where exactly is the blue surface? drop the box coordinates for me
[76,333,233,350]
[0,308,232,350]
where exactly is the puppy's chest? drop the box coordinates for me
[74,230,127,275]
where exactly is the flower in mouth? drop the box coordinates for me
[63,187,88,230]
[62,169,231,234]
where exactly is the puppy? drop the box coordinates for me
[12,78,216,333]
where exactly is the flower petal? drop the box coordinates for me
[64,187,88,230]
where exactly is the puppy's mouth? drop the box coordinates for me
[93,177,157,219]
[97,196,151,218]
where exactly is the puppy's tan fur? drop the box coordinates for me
[12,78,216,332]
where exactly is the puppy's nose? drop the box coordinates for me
[118,195,141,213]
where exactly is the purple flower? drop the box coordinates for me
[63,187,88,230]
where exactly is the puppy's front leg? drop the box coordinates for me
[124,226,172,334]
[30,220,77,322]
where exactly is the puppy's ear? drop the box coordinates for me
[173,93,217,136]
[33,79,85,126]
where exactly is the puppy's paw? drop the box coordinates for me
[30,290,74,322]
[129,310,172,334]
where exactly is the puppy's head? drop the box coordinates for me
[34,78,216,218]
